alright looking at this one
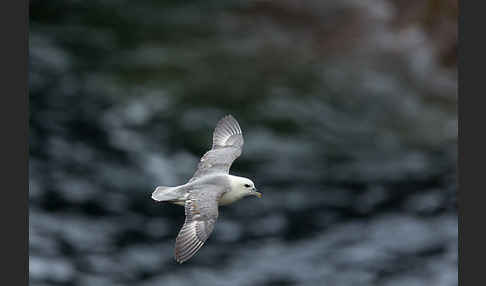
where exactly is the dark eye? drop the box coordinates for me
[244,184,251,188]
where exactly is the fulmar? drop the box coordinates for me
[151,115,262,263]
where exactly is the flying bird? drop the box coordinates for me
[151,115,262,263]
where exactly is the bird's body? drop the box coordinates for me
[151,115,261,263]
[152,174,251,206]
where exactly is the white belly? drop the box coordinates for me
[170,190,244,207]
[218,189,245,206]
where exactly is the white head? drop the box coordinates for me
[228,175,262,199]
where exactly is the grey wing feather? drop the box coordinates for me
[189,115,244,182]
[174,187,223,263]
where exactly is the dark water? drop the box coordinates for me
[29,0,457,285]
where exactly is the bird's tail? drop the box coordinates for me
[151,186,173,201]
[151,186,184,203]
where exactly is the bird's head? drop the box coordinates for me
[231,176,262,198]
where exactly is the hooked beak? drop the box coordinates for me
[252,188,262,198]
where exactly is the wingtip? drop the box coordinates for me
[218,114,236,125]
[212,114,243,148]
[175,251,183,264]
[222,114,239,121]
[175,251,191,264]
[175,257,185,264]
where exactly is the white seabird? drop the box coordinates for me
[151,114,262,263]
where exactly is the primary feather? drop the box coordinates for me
[189,115,244,182]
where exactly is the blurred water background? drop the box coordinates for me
[29,0,457,285]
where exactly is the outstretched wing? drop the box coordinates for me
[189,115,244,182]
[174,187,223,263]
